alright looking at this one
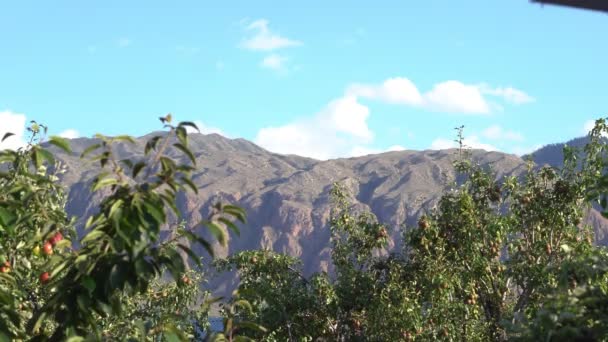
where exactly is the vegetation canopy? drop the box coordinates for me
[2,116,608,341]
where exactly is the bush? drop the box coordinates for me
[0,116,248,341]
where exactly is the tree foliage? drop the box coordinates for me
[0,116,249,341]
[215,119,608,341]
[3,116,608,341]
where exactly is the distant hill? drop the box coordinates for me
[524,136,593,168]
[46,132,608,294]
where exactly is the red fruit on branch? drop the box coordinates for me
[39,272,50,284]
[49,232,63,246]
[43,242,53,256]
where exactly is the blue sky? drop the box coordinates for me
[1,0,606,159]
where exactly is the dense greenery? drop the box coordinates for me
[215,123,608,341]
[0,117,256,341]
[2,117,608,341]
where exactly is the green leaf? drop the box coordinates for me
[120,158,133,169]
[109,199,124,220]
[81,229,107,245]
[180,175,198,194]
[143,201,165,224]
[178,121,199,132]
[30,148,43,169]
[109,263,126,291]
[132,161,146,178]
[30,311,49,336]
[84,215,96,230]
[38,148,55,165]
[81,275,96,293]
[112,135,136,144]
[48,136,72,154]
[50,259,70,278]
[80,143,102,158]
[234,337,256,342]
[218,217,240,236]
[236,321,267,333]
[178,229,215,257]
[177,243,202,267]
[223,205,247,223]
[76,294,91,313]
[1,132,14,142]
[176,126,188,147]
[135,320,146,342]
[145,136,162,155]
[167,247,186,274]
[173,143,196,165]
[205,221,227,246]
[0,150,17,164]
[67,337,85,342]
[0,208,16,226]
[0,332,12,342]
[162,331,182,342]
[92,177,118,191]
[159,156,176,172]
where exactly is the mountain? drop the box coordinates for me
[523,136,596,168]
[47,132,608,294]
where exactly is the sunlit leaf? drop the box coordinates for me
[48,136,72,154]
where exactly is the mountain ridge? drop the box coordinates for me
[45,132,608,293]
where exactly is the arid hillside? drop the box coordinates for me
[50,133,608,293]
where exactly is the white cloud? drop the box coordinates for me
[477,84,535,104]
[241,19,302,51]
[584,119,595,134]
[185,120,227,137]
[255,96,375,160]
[58,129,79,139]
[481,125,524,141]
[322,96,373,140]
[254,77,532,159]
[424,81,490,114]
[510,144,543,156]
[346,78,533,114]
[583,119,608,137]
[348,78,490,114]
[0,111,27,150]
[430,135,497,151]
[429,138,456,150]
[387,144,406,152]
[118,38,131,48]
[347,78,423,105]
[431,125,530,154]
[261,54,288,71]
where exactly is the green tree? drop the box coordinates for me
[0,116,248,341]
[217,120,608,341]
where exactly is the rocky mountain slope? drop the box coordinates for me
[49,132,608,293]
